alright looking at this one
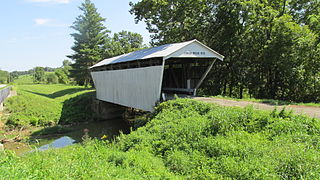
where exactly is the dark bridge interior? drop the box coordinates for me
[161,58,214,99]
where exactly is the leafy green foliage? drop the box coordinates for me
[68,0,110,87]
[0,70,9,83]
[68,1,145,87]
[4,84,94,127]
[54,69,69,84]
[46,73,58,84]
[130,0,320,103]
[33,67,45,83]
[105,30,145,57]
[1,99,319,179]
[55,60,72,84]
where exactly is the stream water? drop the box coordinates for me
[4,119,131,155]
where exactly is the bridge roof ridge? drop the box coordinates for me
[91,39,223,68]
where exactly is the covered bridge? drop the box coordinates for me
[90,39,224,112]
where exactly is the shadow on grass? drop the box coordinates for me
[259,99,292,106]
[23,88,92,99]
[59,91,96,124]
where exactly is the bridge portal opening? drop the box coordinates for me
[161,58,214,99]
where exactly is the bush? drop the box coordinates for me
[46,73,59,84]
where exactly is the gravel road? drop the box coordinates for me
[194,97,320,119]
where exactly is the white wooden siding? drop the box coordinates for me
[91,66,163,112]
[165,41,223,60]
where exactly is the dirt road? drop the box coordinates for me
[194,97,320,119]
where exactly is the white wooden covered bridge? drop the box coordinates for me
[90,39,224,112]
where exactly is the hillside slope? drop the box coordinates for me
[1,99,319,179]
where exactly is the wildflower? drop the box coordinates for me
[101,135,108,139]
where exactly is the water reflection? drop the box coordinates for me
[5,119,131,155]
[37,136,76,151]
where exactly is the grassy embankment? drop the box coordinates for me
[3,83,94,127]
[1,98,319,179]
[213,95,320,107]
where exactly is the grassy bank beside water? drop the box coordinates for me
[3,84,94,126]
[1,99,319,179]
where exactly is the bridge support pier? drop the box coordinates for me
[92,99,126,120]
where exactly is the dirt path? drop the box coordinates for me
[194,97,320,119]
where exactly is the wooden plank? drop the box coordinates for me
[162,88,194,93]
[194,59,217,94]
[91,66,163,112]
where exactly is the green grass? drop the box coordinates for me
[13,75,34,85]
[213,95,320,107]
[4,84,94,126]
[1,99,319,179]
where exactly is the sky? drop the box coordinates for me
[0,0,150,72]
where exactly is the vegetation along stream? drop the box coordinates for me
[0,83,132,155]
[3,119,130,155]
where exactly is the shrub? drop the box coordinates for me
[46,73,59,84]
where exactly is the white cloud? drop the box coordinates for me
[27,0,70,4]
[34,18,51,25]
[34,18,68,27]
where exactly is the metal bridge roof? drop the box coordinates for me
[91,39,224,68]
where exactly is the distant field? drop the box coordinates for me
[13,75,34,84]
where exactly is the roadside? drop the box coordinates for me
[194,97,320,119]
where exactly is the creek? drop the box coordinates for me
[3,119,131,155]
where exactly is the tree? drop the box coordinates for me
[105,30,144,57]
[46,73,59,84]
[33,67,45,83]
[55,60,72,84]
[63,60,72,67]
[113,31,144,53]
[130,0,320,102]
[68,0,110,87]
[0,70,9,84]
[55,69,69,84]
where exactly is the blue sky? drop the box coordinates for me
[0,0,150,72]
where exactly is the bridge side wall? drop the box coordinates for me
[91,66,163,112]
[0,86,11,111]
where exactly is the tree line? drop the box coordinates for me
[32,60,72,84]
[67,0,319,103]
[129,0,320,103]
[0,61,72,84]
